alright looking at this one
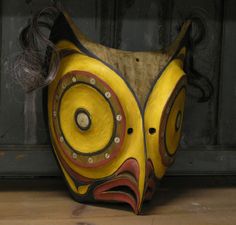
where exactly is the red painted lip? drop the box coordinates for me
[93,159,140,214]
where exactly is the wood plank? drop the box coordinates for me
[0,0,2,107]
[0,178,235,225]
[0,0,27,144]
[168,0,223,146]
[115,0,170,50]
[0,0,102,145]
[0,0,51,145]
[65,0,102,43]
[0,145,236,177]
[218,0,236,145]
[0,0,234,177]
[114,0,223,146]
[0,145,59,176]
[99,0,117,47]
[168,146,236,175]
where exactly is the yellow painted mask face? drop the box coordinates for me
[16,6,192,214]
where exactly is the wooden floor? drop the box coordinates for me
[0,177,235,225]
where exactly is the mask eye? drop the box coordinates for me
[144,57,187,177]
[74,108,91,131]
[159,84,186,160]
[52,71,126,167]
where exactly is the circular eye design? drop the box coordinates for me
[159,77,186,166]
[52,71,126,167]
[74,108,91,131]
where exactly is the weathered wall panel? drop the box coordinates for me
[0,0,102,145]
[1,146,236,177]
[168,0,223,147]
[0,0,49,145]
[0,0,235,177]
[218,0,236,145]
[108,0,223,147]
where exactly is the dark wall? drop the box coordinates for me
[0,0,235,176]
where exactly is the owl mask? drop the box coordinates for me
[13,5,203,214]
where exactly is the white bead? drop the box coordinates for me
[116,114,122,121]
[105,91,111,99]
[72,77,76,82]
[105,153,110,159]
[72,152,77,159]
[114,137,120,144]
[90,78,96,85]
[59,136,64,142]
[76,112,90,129]
[88,157,93,164]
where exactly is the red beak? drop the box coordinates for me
[93,159,141,214]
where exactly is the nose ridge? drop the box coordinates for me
[93,158,141,214]
[144,160,157,201]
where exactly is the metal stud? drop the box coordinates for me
[116,114,122,121]
[72,76,77,83]
[114,137,120,144]
[72,152,77,159]
[105,153,110,159]
[53,111,57,117]
[59,136,64,142]
[88,157,93,164]
[105,91,111,99]
[90,78,96,85]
